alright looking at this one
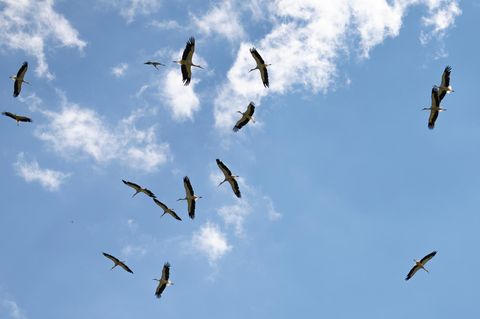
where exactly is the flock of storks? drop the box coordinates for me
[4,35,455,300]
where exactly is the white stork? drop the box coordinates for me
[422,87,445,130]
[216,159,241,198]
[102,252,134,274]
[153,198,182,221]
[436,65,454,102]
[10,62,29,98]
[233,102,255,132]
[177,176,202,219]
[2,112,32,126]
[405,251,437,280]
[154,262,173,298]
[173,37,203,86]
[249,48,270,88]
[144,61,165,70]
[122,180,156,198]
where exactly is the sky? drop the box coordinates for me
[0,0,478,318]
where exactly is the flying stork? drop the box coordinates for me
[216,159,241,198]
[436,65,454,102]
[122,180,156,198]
[153,198,182,221]
[177,176,202,219]
[102,252,134,274]
[173,37,203,86]
[249,48,270,88]
[2,112,32,126]
[144,61,165,70]
[10,62,29,98]
[405,251,437,280]
[233,102,255,132]
[422,86,445,130]
[154,262,173,298]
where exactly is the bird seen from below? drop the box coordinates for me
[422,87,445,130]
[405,251,437,280]
[10,61,29,97]
[178,176,202,219]
[102,252,134,274]
[154,262,173,298]
[144,61,165,70]
[249,48,270,88]
[173,37,203,86]
[122,180,156,198]
[216,159,241,198]
[233,102,255,132]
[153,198,182,221]
[437,65,454,102]
[2,112,32,126]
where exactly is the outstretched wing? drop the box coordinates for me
[246,102,255,116]
[233,114,250,132]
[216,159,232,177]
[420,251,437,265]
[2,112,16,120]
[182,37,195,62]
[428,110,438,130]
[438,66,452,102]
[119,262,134,274]
[228,178,241,198]
[260,67,269,88]
[103,252,119,264]
[122,180,141,191]
[13,62,28,98]
[250,48,265,65]
[153,198,169,211]
[181,64,191,86]
[405,264,420,281]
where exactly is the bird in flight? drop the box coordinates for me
[2,112,32,126]
[405,251,437,280]
[154,262,173,298]
[178,176,202,219]
[144,61,165,70]
[216,159,241,198]
[153,198,182,221]
[422,87,445,130]
[10,61,29,98]
[122,180,156,198]
[233,102,255,132]
[102,252,134,274]
[249,48,270,88]
[173,37,203,86]
[436,65,454,102]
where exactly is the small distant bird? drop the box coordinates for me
[436,65,454,102]
[102,252,134,274]
[2,112,32,126]
[177,176,202,219]
[153,198,182,221]
[154,262,173,298]
[405,251,437,281]
[422,87,445,130]
[122,180,156,198]
[233,102,255,132]
[216,159,241,198]
[10,62,29,97]
[173,37,203,86]
[144,61,165,70]
[249,48,270,88]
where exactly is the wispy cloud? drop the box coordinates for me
[191,222,232,264]
[111,62,129,77]
[264,195,281,221]
[213,0,461,131]
[149,19,182,30]
[34,94,171,172]
[13,153,70,191]
[106,0,162,23]
[193,1,246,41]
[0,299,28,319]
[0,0,86,79]
[217,200,252,237]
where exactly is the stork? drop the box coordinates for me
[422,87,445,130]
[173,37,203,86]
[102,252,134,274]
[436,65,454,102]
[177,176,202,219]
[405,251,437,280]
[144,61,165,70]
[233,102,255,132]
[154,262,173,298]
[10,62,29,97]
[2,112,32,126]
[249,48,270,88]
[122,180,156,198]
[216,159,241,198]
[153,198,182,221]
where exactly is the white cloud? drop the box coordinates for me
[13,153,70,191]
[149,19,182,30]
[264,195,281,221]
[193,1,246,41]
[111,63,129,77]
[0,0,86,79]
[213,0,461,131]
[1,299,28,319]
[34,95,171,172]
[121,243,147,258]
[421,1,461,44]
[191,222,232,264]
[107,0,162,23]
[160,70,201,121]
[217,201,252,237]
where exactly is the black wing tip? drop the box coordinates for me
[430,251,438,256]
[233,126,240,132]
[188,36,195,44]
[428,124,435,129]
[184,176,190,182]
[164,262,171,268]
[445,65,452,72]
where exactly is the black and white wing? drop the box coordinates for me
[216,159,232,177]
[103,252,120,264]
[405,264,421,281]
[184,176,196,219]
[438,66,451,102]
[250,48,265,65]
[228,178,241,198]
[181,37,195,86]
[419,251,437,265]
[428,87,440,130]
[155,263,171,298]
[122,180,141,191]
[233,102,255,132]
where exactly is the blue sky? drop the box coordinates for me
[0,0,478,318]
